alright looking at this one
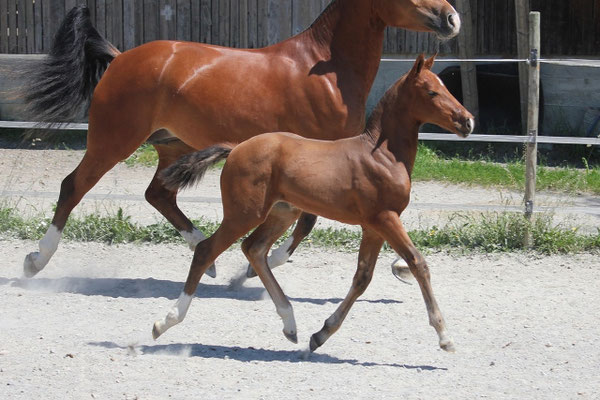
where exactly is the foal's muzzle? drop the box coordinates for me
[456,117,475,138]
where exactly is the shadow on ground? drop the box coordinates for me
[88,340,446,370]
[0,276,402,305]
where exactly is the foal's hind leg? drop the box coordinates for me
[23,152,127,277]
[241,203,303,342]
[153,217,256,339]
[147,141,217,277]
[373,213,455,352]
[310,228,384,352]
[245,205,311,278]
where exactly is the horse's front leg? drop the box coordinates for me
[374,213,455,352]
[310,228,384,352]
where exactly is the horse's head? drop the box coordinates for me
[374,0,461,39]
[404,54,474,137]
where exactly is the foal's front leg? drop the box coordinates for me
[310,228,384,352]
[374,213,455,352]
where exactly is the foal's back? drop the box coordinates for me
[220,132,410,225]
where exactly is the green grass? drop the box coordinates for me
[123,143,600,195]
[124,143,159,167]
[1,207,598,255]
[412,145,600,194]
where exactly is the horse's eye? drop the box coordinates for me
[428,90,438,97]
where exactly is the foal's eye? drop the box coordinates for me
[428,90,438,97]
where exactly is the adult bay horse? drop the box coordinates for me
[154,54,474,352]
[21,0,460,278]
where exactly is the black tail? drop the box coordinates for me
[160,146,233,191]
[20,6,119,128]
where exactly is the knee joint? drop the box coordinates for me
[241,239,267,261]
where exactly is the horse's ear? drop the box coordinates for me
[410,53,426,77]
[424,53,437,70]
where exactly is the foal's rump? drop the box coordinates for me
[172,133,369,224]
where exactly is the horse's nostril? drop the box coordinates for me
[465,118,475,133]
[447,13,456,28]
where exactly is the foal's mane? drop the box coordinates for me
[306,0,341,31]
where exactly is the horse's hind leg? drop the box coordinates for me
[310,228,384,352]
[146,141,217,277]
[23,151,127,277]
[269,212,317,268]
[373,213,455,352]
[241,203,303,342]
[245,204,308,278]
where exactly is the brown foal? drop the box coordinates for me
[154,55,474,353]
[21,0,460,279]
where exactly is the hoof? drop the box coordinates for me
[284,330,298,344]
[152,322,162,340]
[205,263,217,278]
[440,338,456,353]
[391,264,413,285]
[23,253,42,278]
[246,264,257,278]
[309,334,320,352]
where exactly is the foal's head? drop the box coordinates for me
[401,54,474,137]
[374,0,461,39]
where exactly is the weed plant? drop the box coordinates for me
[1,207,597,255]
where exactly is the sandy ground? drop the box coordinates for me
[1,148,599,399]
[1,241,599,399]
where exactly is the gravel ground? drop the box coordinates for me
[0,148,599,399]
[0,241,598,399]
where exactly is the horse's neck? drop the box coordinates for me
[300,0,385,86]
[363,94,421,176]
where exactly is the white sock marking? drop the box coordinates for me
[31,225,62,270]
[277,303,297,335]
[267,236,294,269]
[155,293,193,336]
[180,228,206,250]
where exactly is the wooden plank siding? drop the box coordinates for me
[1,0,599,56]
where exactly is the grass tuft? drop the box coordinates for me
[1,207,598,255]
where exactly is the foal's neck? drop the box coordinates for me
[363,82,421,176]
[302,0,385,85]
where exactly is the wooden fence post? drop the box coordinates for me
[456,0,479,128]
[514,0,529,134]
[524,11,540,247]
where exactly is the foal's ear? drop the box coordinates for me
[424,53,437,70]
[410,53,426,77]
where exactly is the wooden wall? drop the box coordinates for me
[1,0,599,56]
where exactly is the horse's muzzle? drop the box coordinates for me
[428,11,461,39]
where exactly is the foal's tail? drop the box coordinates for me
[20,6,120,129]
[160,146,233,191]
